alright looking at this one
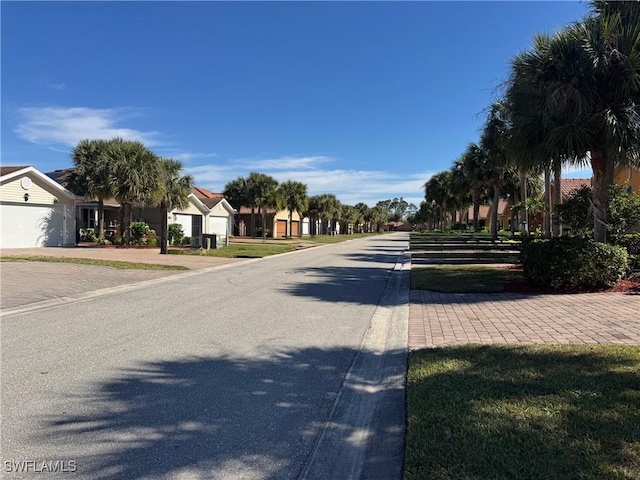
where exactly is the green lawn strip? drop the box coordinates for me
[168,244,293,258]
[307,233,380,244]
[0,255,188,270]
[405,344,640,480]
[411,265,522,293]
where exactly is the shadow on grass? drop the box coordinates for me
[41,347,405,479]
[406,344,640,480]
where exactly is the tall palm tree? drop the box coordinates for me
[156,158,194,254]
[354,203,370,233]
[247,172,279,239]
[306,195,322,235]
[506,2,640,242]
[457,143,490,231]
[424,171,454,229]
[104,138,161,245]
[316,193,341,234]
[69,139,112,239]
[480,100,516,240]
[279,180,308,237]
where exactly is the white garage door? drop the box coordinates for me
[173,214,193,238]
[209,216,228,237]
[0,204,65,248]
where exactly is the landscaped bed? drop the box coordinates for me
[405,344,640,480]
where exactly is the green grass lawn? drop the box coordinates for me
[0,255,189,270]
[307,233,381,244]
[411,265,522,293]
[168,244,294,258]
[405,344,640,480]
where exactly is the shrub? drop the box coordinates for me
[79,228,97,242]
[96,238,111,246]
[130,221,151,244]
[521,237,628,289]
[181,236,192,246]
[168,223,184,246]
[113,236,123,245]
[615,233,640,256]
[145,236,159,246]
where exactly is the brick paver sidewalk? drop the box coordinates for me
[409,290,640,349]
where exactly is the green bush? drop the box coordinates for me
[521,237,628,289]
[615,233,640,256]
[96,238,111,245]
[130,222,151,243]
[181,236,192,246]
[168,223,184,246]
[79,228,97,242]
[144,236,158,246]
[113,236,123,245]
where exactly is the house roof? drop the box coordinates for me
[0,166,30,176]
[1,166,79,199]
[191,186,223,199]
[559,178,591,197]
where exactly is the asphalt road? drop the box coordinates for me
[1,233,409,480]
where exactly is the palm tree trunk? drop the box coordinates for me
[552,162,562,236]
[250,207,256,238]
[97,199,105,239]
[491,183,500,240]
[262,211,267,240]
[288,210,292,238]
[591,149,608,243]
[544,165,551,239]
[520,170,527,233]
[472,191,480,231]
[160,203,168,254]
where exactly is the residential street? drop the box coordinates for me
[1,233,409,480]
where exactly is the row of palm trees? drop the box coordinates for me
[68,138,194,253]
[223,174,393,237]
[425,0,640,242]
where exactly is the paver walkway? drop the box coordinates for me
[409,290,640,349]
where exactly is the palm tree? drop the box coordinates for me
[354,203,370,233]
[247,172,279,239]
[506,2,640,242]
[279,180,308,237]
[424,171,454,229]
[156,158,194,254]
[104,138,161,244]
[306,195,322,235]
[480,100,516,240]
[69,139,112,239]
[457,143,490,231]
[316,193,341,234]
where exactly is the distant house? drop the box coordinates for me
[1,166,79,248]
[236,207,306,238]
[614,164,640,195]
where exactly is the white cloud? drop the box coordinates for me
[185,154,433,207]
[237,155,333,171]
[15,106,161,147]
[44,82,67,90]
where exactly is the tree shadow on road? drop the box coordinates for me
[40,346,405,480]
[280,265,395,306]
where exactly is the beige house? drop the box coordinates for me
[137,187,235,247]
[0,166,79,248]
[237,207,303,237]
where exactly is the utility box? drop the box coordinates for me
[201,233,217,250]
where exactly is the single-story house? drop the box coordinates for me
[0,166,79,248]
[236,207,307,238]
[138,187,235,247]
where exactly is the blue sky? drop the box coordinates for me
[2,1,591,206]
